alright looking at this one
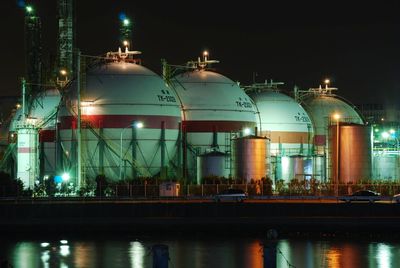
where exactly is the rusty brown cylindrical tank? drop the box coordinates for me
[233,136,267,182]
[330,124,372,184]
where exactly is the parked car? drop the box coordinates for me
[214,189,248,202]
[340,190,381,203]
[392,193,400,203]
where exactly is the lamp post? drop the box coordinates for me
[333,113,340,196]
[120,121,143,180]
[389,129,399,152]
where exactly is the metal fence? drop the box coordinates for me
[2,182,400,199]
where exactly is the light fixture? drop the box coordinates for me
[61,173,70,182]
[60,69,67,76]
[26,5,33,13]
[135,122,143,129]
[382,132,390,139]
[332,113,340,120]
[243,128,251,136]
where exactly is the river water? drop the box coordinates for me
[0,234,399,268]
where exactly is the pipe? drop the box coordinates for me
[77,50,82,188]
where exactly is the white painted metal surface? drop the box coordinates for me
[172,69,257,180]
[59,61,181,181]
[17,125,39,189]
[249,90,313,156]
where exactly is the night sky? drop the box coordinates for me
[1,0,399,107]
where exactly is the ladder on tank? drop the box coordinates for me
[224,132,232,175]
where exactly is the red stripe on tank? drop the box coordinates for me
[182,120,256,132]
[59,115,181,130]
[39,129,56,142]
[18,147,37,153]
[314,135,326,146]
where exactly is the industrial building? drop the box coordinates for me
[0,0,396,192]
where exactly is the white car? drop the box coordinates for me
[393,194,400,203]
[214,189,248,202]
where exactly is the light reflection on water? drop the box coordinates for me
[1,237,400,268]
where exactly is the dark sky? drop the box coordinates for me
[1,0,400,107]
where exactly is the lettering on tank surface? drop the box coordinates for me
[157,89,177,103]
[294,112,311,122]
[235,97,252,108]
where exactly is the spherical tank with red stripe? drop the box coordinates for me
[248,91,314,156]
[171,69,257,179]
[58,61,181,181]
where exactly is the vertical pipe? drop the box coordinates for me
[40,136,44,178]
[119,129,124,180]
[56,122,63,173]
[212,126,218,149]
[76,50,82,188]
[335,120,340,196]
[132,123,137,180]
[177,122,182,179]
[99,127,104,175]
[22,78,27,118]
[183,125,187,184]
[160,121,166,179]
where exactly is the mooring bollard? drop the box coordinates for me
[152,244,169,268]
[263,229,278,268]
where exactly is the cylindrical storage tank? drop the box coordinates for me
[312,155,325,181]
[290,155,305,181]
[330,124,372,184]
[59,61,181,184]
[196,151,229,183]
[233,136,267,182]
[304,158,313,180]
[16,126,39,189]
[171,69,257,181]
[247,90,313,182]
[372,153,400,180]
[279,155,306,181]
[302,95,364,150]
[302,94,365,181]
[9,89,61,179]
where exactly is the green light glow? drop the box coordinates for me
[123,19,130,26]
[62,173,70,182]
[26,6,33,13]
[382,132,390,139]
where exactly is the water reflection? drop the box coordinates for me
[2,237,400,267]
[129,241,145,268]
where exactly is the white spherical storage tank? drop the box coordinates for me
[302,95,364,148]
[58,60,181,185]
[247,88,313,182]
[30,89,61,177]
[171,68,258,181]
